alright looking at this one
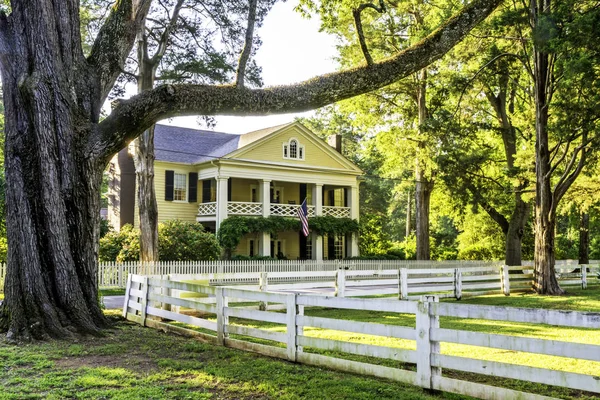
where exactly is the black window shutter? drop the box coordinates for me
[344,188,349,207]
[329,189,335,207]
[188,172,198,202]
[202,180,212,203]
[165,170,174,201]
[227,179,232,201]
[299,183,307,203]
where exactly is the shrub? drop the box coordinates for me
[158,220,220,261]
[99,224,139,262]
[99,221,220,261]
[0,236,7,263]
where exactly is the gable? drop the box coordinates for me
[225,123,360,172]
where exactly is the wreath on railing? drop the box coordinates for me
[217,215,359,256]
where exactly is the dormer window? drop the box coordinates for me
[283,138,305,160]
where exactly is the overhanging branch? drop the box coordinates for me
[93,0,503,162]
[88,0,152,101]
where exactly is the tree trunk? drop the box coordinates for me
[134,51,159,263]
[0,1,108,340]
[578,211,589,265]
[505,195,529,266]
[406,190,412,239]
[532,0,563,294]
[415,69,432,260]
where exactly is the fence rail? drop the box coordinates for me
[124,274,600,400]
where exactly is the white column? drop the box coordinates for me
[311,234,323,261]
[260,179,271,217]
[259,232,271,257]
[347,185,359,257]
[216,176,229,231]
[312,184,324,261]
[313,183,323,216]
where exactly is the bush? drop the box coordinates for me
[99,224,139,262]
[158,220,220,261]
[99,220,221,262]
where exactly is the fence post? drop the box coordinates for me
[582,265,588,289]
[454,268,462,300]
[162,275,172,312]
[140,276,149,327]
[335,268,346,297]
[259,272,269,311]
[122,274,133,319]
[501,265,511,296]
[398,268,408,300]
[216,287,228,346]
[297,303,304,354]
[416,295,440,390]
[286,293,298,362]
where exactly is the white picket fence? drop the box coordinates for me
[124,274,600,400]
[0,260,598,293]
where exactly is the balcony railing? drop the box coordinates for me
[197,202,217,216]
[198,201,347,219]
[323,206,351,218]
[228,201,262,216]
[270,203,316,217]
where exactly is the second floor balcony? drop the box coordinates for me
[197,201,351,219]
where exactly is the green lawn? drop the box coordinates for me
[0,311,465,400]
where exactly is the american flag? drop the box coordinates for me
[297,198,309,237]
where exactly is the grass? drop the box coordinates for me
[0,311,466,400]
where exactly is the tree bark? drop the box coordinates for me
[415,68,432,260]
[578,211,589,265]
[0,0,109,340]
[406,190,412,239]
[0,0,502,340]
[134,38,159,263]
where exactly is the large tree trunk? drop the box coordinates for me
[134,51,159,263]
[0,1,108,340]
[415,69,432,260]
[533,0,563,294]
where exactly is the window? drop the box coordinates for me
[173,173,186,201]
[283,138,305,160]
[334,235,344,259]
[305,236,312,260]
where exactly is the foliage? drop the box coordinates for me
[100,219,112,238]
[0,236,6,263]
[218,216,360,254]
[158,220,221,261]
[99,224,140,262]
[99,221,220,262]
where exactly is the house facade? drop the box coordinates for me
[107,122,362,260]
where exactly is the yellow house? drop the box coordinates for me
[107,121,362,259]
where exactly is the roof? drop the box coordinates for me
[153,123,296,164]
[154,124,240,164]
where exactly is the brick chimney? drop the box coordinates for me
[327,134,342,153]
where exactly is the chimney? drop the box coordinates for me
[327,134,342,154]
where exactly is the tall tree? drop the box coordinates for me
[0,0,501,341]
[530,0,600,293]
[129,0,268,262]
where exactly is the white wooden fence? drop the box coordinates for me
[0,260,598,293]
[124,274,600,400]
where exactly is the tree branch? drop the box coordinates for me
[92,0,504,162]
[353,1,387,66]
[235,0,258,87]
[151,0,186,66]
[88,0,152,101]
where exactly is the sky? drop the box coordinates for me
[168,1,339,134]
